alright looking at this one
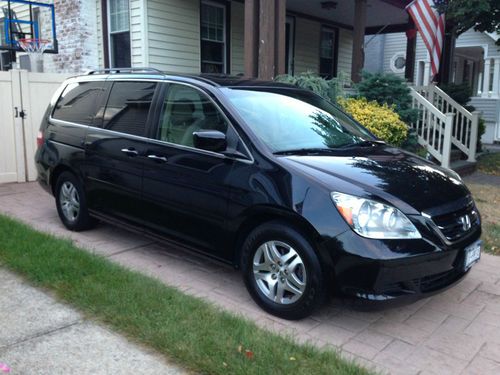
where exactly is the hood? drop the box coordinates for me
[280,146,470,214]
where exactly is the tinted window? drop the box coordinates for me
[53,81,106,125]
[157,84,229,148]
[103,81,156,136]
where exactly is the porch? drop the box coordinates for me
[128,0,416,83]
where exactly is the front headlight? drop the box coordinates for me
[331,192,421,239]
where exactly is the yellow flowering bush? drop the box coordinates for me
[338,97,408,146]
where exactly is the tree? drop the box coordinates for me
[436,0,500,43]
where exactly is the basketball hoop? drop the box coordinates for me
[17,38,51,72]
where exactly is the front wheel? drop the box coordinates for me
[55,171,95,231]
[241,221,326,320]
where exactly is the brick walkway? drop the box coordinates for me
[1,182,500,375]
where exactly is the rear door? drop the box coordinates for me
[84,80,158,225]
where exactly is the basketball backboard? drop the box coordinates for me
[0,0,57,54]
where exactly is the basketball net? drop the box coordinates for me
[17,38,51,72]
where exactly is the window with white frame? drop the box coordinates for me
[108,0,131,67]
[201,1,226,73]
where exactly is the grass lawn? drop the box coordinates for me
[0,214,370,375]
[477,152,500,176]
[468,183,500,256]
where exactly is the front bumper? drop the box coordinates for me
[327,227,481,303]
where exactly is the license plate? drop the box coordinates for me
[464,240,482,270]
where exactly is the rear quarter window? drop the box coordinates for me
[52,81,107,125]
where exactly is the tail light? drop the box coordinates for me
[36,131,44,148]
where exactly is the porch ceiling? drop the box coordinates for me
[286,0,411,29]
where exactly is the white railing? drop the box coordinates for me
[413,84,480,163]
[409,89,455,168]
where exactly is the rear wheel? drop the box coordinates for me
[55,172,95,231]
[241,221,326,320]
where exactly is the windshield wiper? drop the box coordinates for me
[338,140,386,149]
[273,148,338,156]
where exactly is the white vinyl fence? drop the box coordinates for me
[0,70,71,184]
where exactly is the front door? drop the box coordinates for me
[141,82,242,258]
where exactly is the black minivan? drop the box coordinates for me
[35,69,482,319]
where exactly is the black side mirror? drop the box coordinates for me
[193,130,227,153]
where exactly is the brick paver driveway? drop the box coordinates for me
[1,182,499,375]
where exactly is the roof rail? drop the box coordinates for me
[87,67,164,75]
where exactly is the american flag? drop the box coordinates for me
[406,0,446,78]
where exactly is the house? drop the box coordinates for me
[364,28,500,145]
[3,0,421,82]
[0,0,483,181]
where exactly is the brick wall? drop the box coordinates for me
[43,0,100,73]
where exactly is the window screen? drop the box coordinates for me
[201,3,226,73]
[103,81,157,136]
[109,0,131,67]
[319,27,337,79]
[52,81,106,125]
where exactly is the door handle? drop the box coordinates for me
[121,148,139,156]
[147,154,168,163]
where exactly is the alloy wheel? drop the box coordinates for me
[252,240,307,304]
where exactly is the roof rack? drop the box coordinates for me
[87,67,164,75]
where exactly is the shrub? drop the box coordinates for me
[338,97,408,146]
[355,72,419,124]
[439,83,485,152]
[275,71,349,103]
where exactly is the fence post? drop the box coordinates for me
[468,111,480,162]
[442,113,454,169]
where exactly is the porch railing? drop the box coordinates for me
[409,89,454,168]
[413,84,480,163]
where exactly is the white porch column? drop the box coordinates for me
[482,58,491,97]
[423,61,431,85]
[492,58,500,97]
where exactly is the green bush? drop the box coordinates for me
[439,82,473,106]
[338,97,408,146]
[355,72,419,124]
[275,71,349,103]
[439,83,485,152]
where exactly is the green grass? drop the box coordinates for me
[477,152,500,176]
[0,214,370,375]
[483,223,500,256]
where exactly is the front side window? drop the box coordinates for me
[223,88,374,153]
[201,2,226,73]
[103,81,156,136]
[319,27,337,79]
[158,83,229,148]
[108,0,131,67]
[53,81,106,125]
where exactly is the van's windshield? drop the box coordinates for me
[222,87,377,154]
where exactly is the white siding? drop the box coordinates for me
[381,33,406,78]
[130,0,146,66]
[146,0,200,73]
[294,18,320,74]
[231,1,244,75]
[337,28,353,77]
[457,29,500,58]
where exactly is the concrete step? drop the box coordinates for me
[450,160,477,177]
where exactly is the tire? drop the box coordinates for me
[241,221,326,320]
[55,171,95,231]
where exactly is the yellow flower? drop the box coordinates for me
[338,97,408,146]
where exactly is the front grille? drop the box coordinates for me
[431,200,479,242]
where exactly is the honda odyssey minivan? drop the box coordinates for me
[35,69,482,319]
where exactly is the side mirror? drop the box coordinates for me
[193,130,227,153]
